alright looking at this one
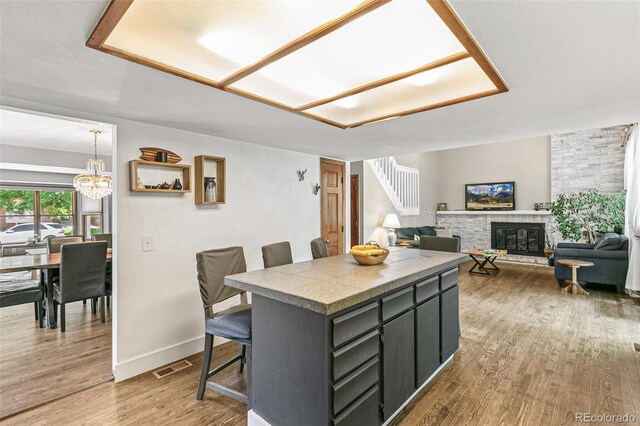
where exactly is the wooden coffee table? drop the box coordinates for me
[463,249,508,275]
[556,259,593,295]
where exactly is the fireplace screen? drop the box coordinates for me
[492,222,545,256]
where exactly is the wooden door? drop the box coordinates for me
[321,159,344,256]
[350,175,359,247]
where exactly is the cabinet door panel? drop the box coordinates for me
[441,285,459,362]
[382,311,415,420]
[416,297,440,386]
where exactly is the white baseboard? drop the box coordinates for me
[113,334,229,382]
[248,410,271,426]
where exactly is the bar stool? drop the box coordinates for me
[196,246,251,403]
[261,241,293,268]
[310,237,328,259]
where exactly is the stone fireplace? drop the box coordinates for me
[436,210,553,264]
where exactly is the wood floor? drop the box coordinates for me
[3,261,639,425]
[0,301,112,418]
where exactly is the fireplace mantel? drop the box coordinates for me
[437,210,550,216]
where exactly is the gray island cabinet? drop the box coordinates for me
[225,248,468,426]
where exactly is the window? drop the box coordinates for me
[0,189,74,244]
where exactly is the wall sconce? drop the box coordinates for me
[312,183,320,195]
[297,169,307,181]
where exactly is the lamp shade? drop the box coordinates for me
[382,213,401,229]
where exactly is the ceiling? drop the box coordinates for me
[0,0,638,161]
[0,108,113,155]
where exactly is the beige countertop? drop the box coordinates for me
[225,247,469,315]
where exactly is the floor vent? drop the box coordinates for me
[634,343,640,353]
[153,359,193,379]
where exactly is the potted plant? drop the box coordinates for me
[544,228,555,258]
[550,189,626,244]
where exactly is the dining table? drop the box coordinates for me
[0,248,112,328]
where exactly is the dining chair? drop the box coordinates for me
[46,236,85,306]
[310,237,328,260]
[261,241,293,268]
[46,236,83,253]
[53,241,107,332]
[91,234,112,308]
[0,250,45,328]
[196,246,251,403]
[91,233,112,248]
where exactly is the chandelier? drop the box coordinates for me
[73,130,113,199]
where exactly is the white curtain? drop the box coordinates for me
[624,124,639,292]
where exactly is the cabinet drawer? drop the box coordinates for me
[333,302,379,348]
[381,287,413,322]
[333,385,380,426]
[333,330,379,381]
[440,268,458,291]
[415,275,439,303]
[333,357,379,415]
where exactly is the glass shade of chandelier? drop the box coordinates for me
[73,130,113,200]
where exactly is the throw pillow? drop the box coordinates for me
[594,234,628,251]
[436,228,453,238]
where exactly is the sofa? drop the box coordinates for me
[396,226,461,249]
[548,233,629,291]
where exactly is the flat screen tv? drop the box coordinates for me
[465,182,515,211]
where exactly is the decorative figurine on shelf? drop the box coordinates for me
[172,178,183,190]
[205,177,217,202]
[136,176,144,189]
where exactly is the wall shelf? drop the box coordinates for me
[129,160,191,193]
[194,155,226,205]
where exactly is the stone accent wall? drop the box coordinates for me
[551,125,626,200]
[437,212,554,265]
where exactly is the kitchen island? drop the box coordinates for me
[225,247,468,426]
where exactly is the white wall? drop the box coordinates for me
[1,97,321,381]
[362,161,395,245]
[436,136,551,211]
[349,161,364,245]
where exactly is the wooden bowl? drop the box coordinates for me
[351,249,389,266]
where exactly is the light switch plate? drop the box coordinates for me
[142,235,153,252]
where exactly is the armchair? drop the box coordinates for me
[549,238,629,291]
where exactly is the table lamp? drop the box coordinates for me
[382,213,401,246]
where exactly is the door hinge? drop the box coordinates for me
[379,403,384,413]
[341,177,344,184]
[379,334,384,343]
[342,225,344,232]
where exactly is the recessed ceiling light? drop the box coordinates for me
[87,0,508,129]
